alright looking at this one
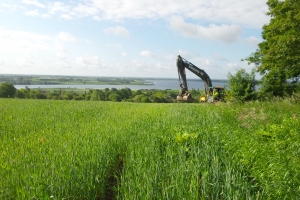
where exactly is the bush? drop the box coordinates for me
[227,69,256,102]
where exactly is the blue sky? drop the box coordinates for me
[0,0,269,79]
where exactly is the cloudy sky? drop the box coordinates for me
[0,0,269,79]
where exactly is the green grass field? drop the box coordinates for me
[1,99,299,199]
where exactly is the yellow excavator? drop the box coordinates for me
[176,55,226,103]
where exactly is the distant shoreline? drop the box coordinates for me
[2,74,229,90]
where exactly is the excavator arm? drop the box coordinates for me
[177,55,212,90]
[177,55,213,101]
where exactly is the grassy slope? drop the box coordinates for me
[0,99,299,199]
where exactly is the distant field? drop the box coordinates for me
[0,99,299,199]
[0,75,151,86]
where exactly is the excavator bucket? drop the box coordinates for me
[176,93,194,102]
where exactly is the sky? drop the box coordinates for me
[0,0,270,79]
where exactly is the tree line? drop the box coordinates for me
[0,82,204,103]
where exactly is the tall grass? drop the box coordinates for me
[0,99,299,199]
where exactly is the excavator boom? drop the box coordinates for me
[177,56,212,89]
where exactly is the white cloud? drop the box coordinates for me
[170,16,242,43]
[55,52,67,59]
[105,43,122,49]
[72,3,99,17]
[0,3,25,11]
[82,39,93,45]
[90,0,268,28]
[21,0,45,8]
[47,2,69,14]
[20,1,71,18]
[53,43,66,52]
[164,54,174,61]
[0,28,52,53]
[56,32,77,43]
[226,62,238,70]
[213,54,229,62]
[75,56,105,69]
[140,51,196,67]
[0,28,80,70]
[114,44,122,49]
[41,13,51,18]
[93,16,101,21]
[25,9,39,16]
[140,50,152,57]
[116,59,170,74]
[244,36,261,47]
[103,26,130,38]
[121,53,126,57]
[140,50,175,61]
[62,14,72,20]
[16,0,269,28]
[205,59,211,65]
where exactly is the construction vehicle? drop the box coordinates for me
[176,55,225,103]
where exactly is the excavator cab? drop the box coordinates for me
[199,86,225,103]
[212,86,225,102]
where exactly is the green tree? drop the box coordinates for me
[62,91,76,100]
[227,69,256,102]
[141,96,151,103]
[85,93,91,101]
[243,0,300,96]
[133,94,144,103]
[119,88,132,99]
[90,90,100,101]
[15,90,26,99]
[74,94,85,100]
[98,90,106,101]
[34,90,47,99]
[0,82,17,98]
[108,93,121,102]
[47,90,60,100]
[134,90,142,95]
